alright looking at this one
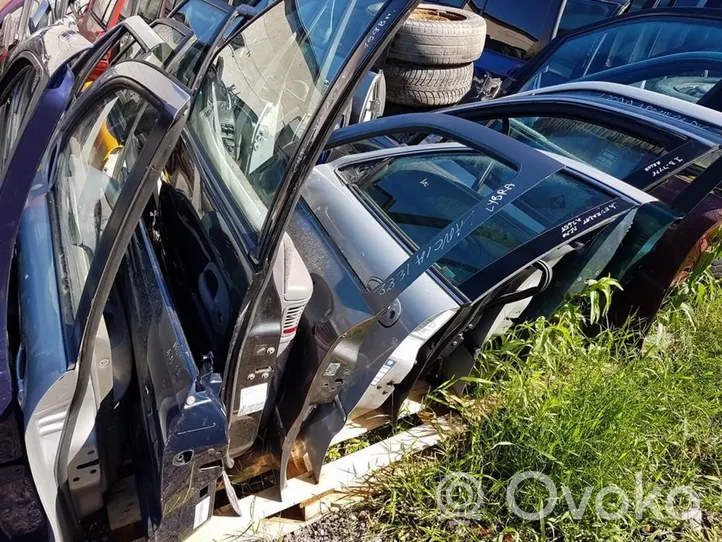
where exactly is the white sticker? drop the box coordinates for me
[238,383,268,416]
[193,496,211,529]
[323,362,341,377]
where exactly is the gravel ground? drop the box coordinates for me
[282,510,382,542]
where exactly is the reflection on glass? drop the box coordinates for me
[520,17,722,97]
[353,152,610,286]
[486,116,665,179]
[53,91,158,317]
[190,0,384,245]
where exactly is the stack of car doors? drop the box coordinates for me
[3,2,722,542]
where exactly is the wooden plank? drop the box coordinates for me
[224,381,429,485]
[187,414,453,542]
[106,475,141,532]
[330,380,427,446]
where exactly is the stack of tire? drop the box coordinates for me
[385,4,487,108]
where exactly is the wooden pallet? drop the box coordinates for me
[108,382,452,541]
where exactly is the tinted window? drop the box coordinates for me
[351,152,611,287]
[558,0,619,35]
[190,0,394,246]
[52,91,158,318]
[487,116,665,178]
[520,17,722,93]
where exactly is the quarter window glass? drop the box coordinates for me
[520,18,722,93]
[190,0,391,246]
[487,116,665,178]
[351,152,611,287]
[52,91,158,318]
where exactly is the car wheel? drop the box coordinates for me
[385,62,473,106]
[387,4,486,66]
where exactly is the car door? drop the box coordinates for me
[503,8,722,108]
[0,15,183,421]
[6,60,192,541]
[423,96,722,324]
[154,0,425,482]
[270,112,646,493]
[0,22,194,542]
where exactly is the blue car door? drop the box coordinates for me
[0,20,194,541]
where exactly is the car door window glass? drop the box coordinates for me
[558,0,619,35]
[91,0,115,23]
[0,67,38,183]
[190,0,393,246]
[120,0,137,18]
[486,116,666,178]
[520,17,722,93]
[52,90,159,319]
[169,0,227,86]
[629,70,722,104]
[138,0,163,21]
[113,21,186,65]
[349,152,611,287]
[481,0,560,59]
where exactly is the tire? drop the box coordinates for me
[388,4,486,66]
[385,62,473,107]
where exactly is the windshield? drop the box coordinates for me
[190,0,389,246]
[520,16,722,98]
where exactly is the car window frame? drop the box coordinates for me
[336,144,633,300]
[419,95,719,194]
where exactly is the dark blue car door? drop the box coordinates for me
[0,20,195,541]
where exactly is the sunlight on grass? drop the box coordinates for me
[360,268,722,541]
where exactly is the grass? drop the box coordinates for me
[357,268,722,541]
